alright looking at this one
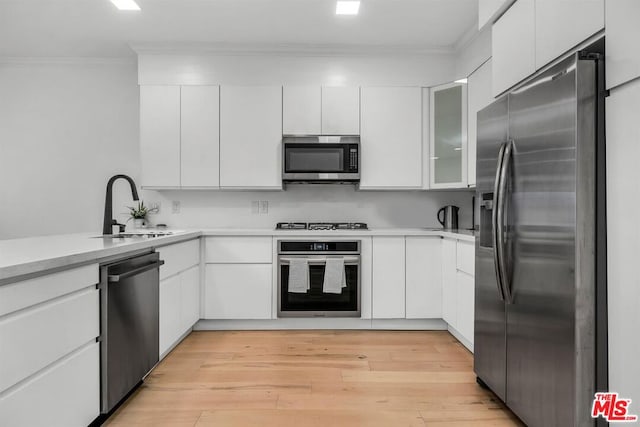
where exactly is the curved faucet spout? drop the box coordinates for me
[103,174,140,235]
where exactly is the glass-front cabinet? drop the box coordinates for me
[429,82,468,188]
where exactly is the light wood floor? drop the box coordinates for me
[105,330,522,426]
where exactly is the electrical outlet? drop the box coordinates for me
[171,201,181,214]
[259,200,269,214]
[251,201,260,215]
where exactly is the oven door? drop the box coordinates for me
[278,255,361,317]
[282,142,359,182]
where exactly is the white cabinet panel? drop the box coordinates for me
[492,0,535,96]
[0,342,99,427]
[360,87,423,189]
[372,237,405,319]
[0,264,98,317]
[321,87,360,135]
[159,274,181,355]
[205,264,272,319]
[456,271,475,347]
[479,0,512,28]
[441,238,457,326]
[467,59,493,187]
[180,265,200,331]
[456,240,475,276]
[605,0,640,89]
[181,85,220,187]
[0,288,99,394]
[535,0,604,69]
[158,239,200,280]
[283,86,321,135]
[606,81,640,408]
[140,85,181,187]
[405,237,442,319]
[205,236,272,264]
[220,86,282,189]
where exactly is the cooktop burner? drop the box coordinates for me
[276,222,368,231]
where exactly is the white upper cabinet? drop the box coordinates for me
[181,86,220,188]
[606,0,640,89]
[360,87,423,189]
[321,87,360,135]
[478,0,513,29]
[492,0,535,97]
[282,86,321,135]
[372,237,406,319]
[219,86,282,189]
[140,85,181,188]
[430,82,468,189]
[535,0,604,69]
[467,60,494,188]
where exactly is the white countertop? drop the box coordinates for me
[0,228,475,283]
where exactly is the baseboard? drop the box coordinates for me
[194,318,448,331]
[447,325,474,353]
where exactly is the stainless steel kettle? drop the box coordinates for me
[437,205,459,230]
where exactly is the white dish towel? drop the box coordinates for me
[323,257,346,294]
[288,258,310,293]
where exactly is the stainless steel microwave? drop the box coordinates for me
[282,136,360,183]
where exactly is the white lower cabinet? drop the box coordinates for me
[180,266,201,331]
[455,271,475,345]
[441,238,457,325]
[372,237,406,319]
[0,342,100,427]
[405,236,442,319]
[204,264,272,319]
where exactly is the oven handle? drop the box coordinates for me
[279,256,360,265]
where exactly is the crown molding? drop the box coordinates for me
[130,42,455,58]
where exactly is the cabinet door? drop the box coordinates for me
[321,87,360,135]
[140,86,181,187]
[606,81,640,409]
[283,86,321,135]
[219,86,282,189]
[372,237,405,319]
[181,85,220,187]
[441,238,457,326]
[456,271,475,348]
[467,59,493,188]
[606,0,640,89]
[360,87,423,189]
[159,274,181,355]
[405,237,442,319]
[204,264,272,319]
[535,0,604,69]
[180,266,200,331]
[492,0,535,96]
[430,82,468,188]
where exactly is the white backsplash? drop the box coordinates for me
[141,186,475,230]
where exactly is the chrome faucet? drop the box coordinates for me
[103,174,139,235]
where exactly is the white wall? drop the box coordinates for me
[0,60,140,239]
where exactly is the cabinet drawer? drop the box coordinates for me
[0,264,98,317]
[158,239,200,280]
[205,237,272,264]
[204,264,272,319]
[0,342,100,427]
[0,288,99,393]
[456,241,475,276]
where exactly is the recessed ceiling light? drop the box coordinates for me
[110,0,140,11]
[454,78,468,84]
[336,1,360,15]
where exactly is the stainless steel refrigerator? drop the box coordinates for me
[474,50,608,426]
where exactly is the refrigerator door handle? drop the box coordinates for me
[496,140,514,304]
[492,142,507,301]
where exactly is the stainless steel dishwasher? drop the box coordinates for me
[99,251,164,414]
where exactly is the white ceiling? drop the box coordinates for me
[0,0,479,57]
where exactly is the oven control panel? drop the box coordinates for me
[279,241,360,254]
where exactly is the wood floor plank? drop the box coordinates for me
[105,331,520,427]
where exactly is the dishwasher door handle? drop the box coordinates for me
[108,260,165,283]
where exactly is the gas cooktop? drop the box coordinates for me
[276,222,368,231]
